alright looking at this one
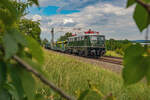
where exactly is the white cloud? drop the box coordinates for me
[38,0,126,10]
[27,3,147,41]
[96,4,133,15]
[32,14,42,21]
[63,18,74,24]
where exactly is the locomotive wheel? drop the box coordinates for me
[78,51,82,56]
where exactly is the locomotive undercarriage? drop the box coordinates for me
[67,47,106,58]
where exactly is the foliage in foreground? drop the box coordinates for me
[0,0,45,100]
[37,50,150,100]
[123,0,150,85]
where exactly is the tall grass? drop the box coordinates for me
[105,51,123,57]
[36,50,150,100]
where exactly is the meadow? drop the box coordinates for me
[36,50,150,100]
[105,51,123,57]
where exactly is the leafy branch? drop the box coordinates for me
[136,0,150,12]
[123,0,150,85]
[0,0,75,100]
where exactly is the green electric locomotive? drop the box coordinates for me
[66,30,106,57]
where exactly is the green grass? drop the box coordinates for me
[36,50,150,100]
[105,51,123,57]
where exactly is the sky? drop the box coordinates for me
[25,0,147,41]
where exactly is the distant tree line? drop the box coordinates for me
[58,32,72,41]
[106,39,132,55]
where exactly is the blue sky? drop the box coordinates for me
[26,0,147,41]
[29,6,80,16]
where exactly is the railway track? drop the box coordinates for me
[47,49,123,65]
[100,56,123,65]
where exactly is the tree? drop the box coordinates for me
[58,32,72,41]
[18,19,41,43]
[106,39,132,54]
[41,38,49,47]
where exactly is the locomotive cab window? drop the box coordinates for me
[90,35,105,41]
[90,36,97,41]
[98,36,105,41]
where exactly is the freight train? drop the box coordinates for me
[46,29,106,58]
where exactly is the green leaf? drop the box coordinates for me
[9,29,27,46]
[9,64,37,100]
[5,83,20,100]
[20,69,36,100]
[0,0,18,26]
[0,88,11,100]
[124,44,145,61]
[26,37,44,65]
[123,44,146,85]
[0,9,13,26]
[133,3,149,32]
[8,64,25,100]
[3,28,27,59]
[0,0,17,15]
[3,33,18,59]
[143,0,150,3]
[78,89,90,100]
[126,0,136,8]
[0,62,7,88]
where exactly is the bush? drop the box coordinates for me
[116,48,124,56]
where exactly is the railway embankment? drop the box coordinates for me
[47,49,123,74]
[37,49,150,100]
